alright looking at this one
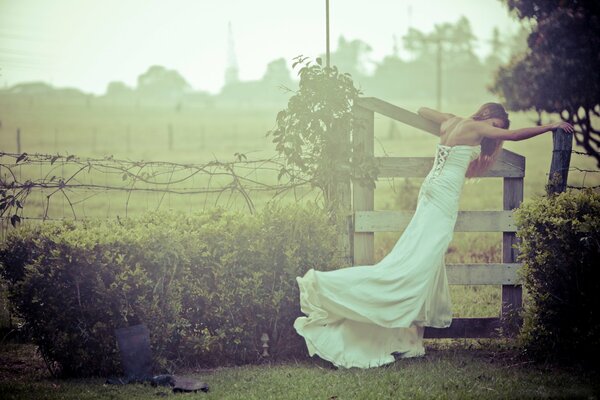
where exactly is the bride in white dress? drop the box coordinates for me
[294,102,574,369]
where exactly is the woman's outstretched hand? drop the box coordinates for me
[552,121,575,133]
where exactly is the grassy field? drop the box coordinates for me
[1,96,598,218]
[1,342,598,399]
[2,97,598,214]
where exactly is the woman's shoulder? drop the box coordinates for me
[440,116,469,135]
[445,118,487,132]
[440,118,483,145]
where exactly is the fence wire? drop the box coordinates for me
[0,151,318,238]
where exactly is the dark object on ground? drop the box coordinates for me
[106,374,209,393]
[173,376,209,393]
[151,374,177,387]
[105,376,130,385]
[107,324,209,392]
[114,324,153,381]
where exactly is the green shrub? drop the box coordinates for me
[0,204,342,376]
[514,189,600,364]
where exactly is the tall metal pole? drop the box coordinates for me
[326,0,330,68]
[436,37,442,111]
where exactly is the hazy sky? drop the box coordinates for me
[0,0,520,94]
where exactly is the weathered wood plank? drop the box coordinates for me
[446,263,521,285]
[376,157,524,178]
[352,105,375,265]
[502,178,523,331]
[356,97,440,135]
[498,148,526,172]
[355,210,516,233]
[424,317,500,338]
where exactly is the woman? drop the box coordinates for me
[293,102,574,369]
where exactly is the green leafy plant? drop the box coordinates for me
[269,56,377,214]
[514,189,600,365]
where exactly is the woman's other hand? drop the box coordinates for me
[552,121,575,133]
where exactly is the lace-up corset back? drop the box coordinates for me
[431,145,451,178]
[417,144,481,216]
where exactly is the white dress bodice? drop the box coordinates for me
[418,144,481,216]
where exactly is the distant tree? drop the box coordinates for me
[369,54,408,99]
[324,36,372,82]
[261,58,293,87]
[508,25,530,56]
[105,81,133,97]
[398,16,488,104]
[136,65,191,99]
[7,82,54,94]
[447,16,478,59]
[491,0,600,165]
[402,16,478,62]
[402,27,433,60]
[484,27,505,70]
[218,58,294,106]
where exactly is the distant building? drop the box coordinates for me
[224,22,239,86]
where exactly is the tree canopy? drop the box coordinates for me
[136,65,191,99]
[491,0,600,165]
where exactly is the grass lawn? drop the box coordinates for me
[1,342,598,399]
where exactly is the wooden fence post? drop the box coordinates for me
[547,128,573,194]
[333,140,353,267]
[339,186,353,267]
[126,125,131,153]
[352,105,375,265]
[16,128,21,154]
[92,127,97,153]
[168,123,173,151]
[502,177,524,333]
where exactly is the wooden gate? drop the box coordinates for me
[352,97,525,338]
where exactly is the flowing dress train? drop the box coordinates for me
[293,143,482,368]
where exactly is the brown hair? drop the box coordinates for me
[465,102,510,178]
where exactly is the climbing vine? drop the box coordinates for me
[269,56,378,214]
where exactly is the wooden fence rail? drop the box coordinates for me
[350,97,526,338]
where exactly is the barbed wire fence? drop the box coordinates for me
[0,151,319,240]
[564,150,600,190]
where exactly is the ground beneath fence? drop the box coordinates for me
[0,341,598,399]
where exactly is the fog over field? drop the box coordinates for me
[0,0,520,93]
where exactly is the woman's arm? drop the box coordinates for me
[417,107,456,124]
[476,121,575,141]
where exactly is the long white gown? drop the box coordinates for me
[293,143,482,368]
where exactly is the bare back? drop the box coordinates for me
[439,117,482,146]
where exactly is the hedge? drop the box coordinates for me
[0,204,343,376]
[514,189,600,365]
